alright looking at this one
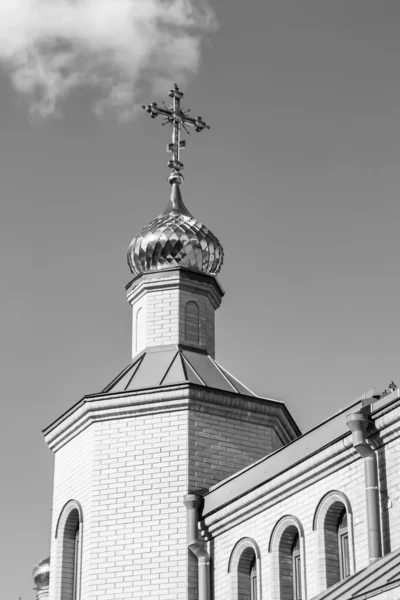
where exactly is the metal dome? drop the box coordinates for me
[127,184,223,276]
[32,556,50,591]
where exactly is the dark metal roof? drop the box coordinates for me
[311,547,400,600]
[102,347,258,397]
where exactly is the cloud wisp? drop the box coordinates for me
[0,0,216,120]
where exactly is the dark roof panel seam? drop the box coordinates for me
[159,351,179,386]
[182,353,207,385]
[125,354,145,390]
[209,357,240,394]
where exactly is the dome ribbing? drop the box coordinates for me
[127,184,223,276]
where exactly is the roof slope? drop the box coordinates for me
[312,548,400,600]
[102,347,257,397]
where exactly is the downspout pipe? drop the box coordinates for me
[346,411,382,563]
[184,494,211,600]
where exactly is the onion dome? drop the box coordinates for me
[127,183,223,276]
[32,556,50,591]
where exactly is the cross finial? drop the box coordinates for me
[142,83,210,185]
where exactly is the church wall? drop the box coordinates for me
[132,297,147,357]
[49,408,190,600]
[49,425,95,600]
[144,287,180,349]
[178,290,216,357]
[207,411,400,600]
[89,411,189,600]
[209,450,367,600]
[377,423,400,556]
[189,405,283,491]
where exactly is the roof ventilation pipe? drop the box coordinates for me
[346,409,382,564]
[184,494,210,600]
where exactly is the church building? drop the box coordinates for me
[33,85,400,600]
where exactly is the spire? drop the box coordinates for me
[127,84,223,277]
[161,182,192,217]
[142,83,210,187]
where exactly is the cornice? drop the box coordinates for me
[201,436,354,538]
[126,267,224,310]
[200,397,400,537]
[43,383,295,453]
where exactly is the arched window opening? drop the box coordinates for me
[60,508,81,600]
[279,525,302,600]
[237,547,257,600]
[184,301,200,344]
[338,510,350,580]
[250,556,257,600]
[292,535,302,600]
[135,307,144,354]
[228,538,261,600]
[324,502,349,588]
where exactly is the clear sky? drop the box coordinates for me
[1,1,400,598]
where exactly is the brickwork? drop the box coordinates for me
[179,290,216,357]
[208,451,367,600]
[133,302,146,356]
[49,427,94,600]
[312,491,355,591]
[127,268,223,359]
[46,382,293,600]
[189,406,281,491]
[49,411,189,600]
[205,410,400,600]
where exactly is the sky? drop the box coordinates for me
[1,1,400,597]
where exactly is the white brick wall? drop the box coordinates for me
[206,411,400,600]
[189,407,281,490]
[49,426,95,600]
[210,454,367,600]
[47,386,290,600]
[127,268,223,359]
[50,411,189,600]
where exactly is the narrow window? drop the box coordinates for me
[292,535,302,600]
[323,502,350,587]
[184,301,200,344]
[73,522,80,600]
[338,510,350,580]
[237,547,257,600]
[135,307,144,353]
[278,525,302,600]
[250,556,257,600]
[60,508,81,600]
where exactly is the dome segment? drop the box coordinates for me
[127,184,223,276]
[32,556,50,591]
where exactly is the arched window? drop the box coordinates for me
[238,547,257,600]
[312,491,354,592]
[279,525,302,600]
[338,509,350,580]
[292,535,302,600]
[268,516,305,600]
[228,537,261,600]
[135,307,145,354]
[250,557,257,600]
[55,500,83,600]
[184,301,200,344]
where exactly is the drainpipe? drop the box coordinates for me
[346,410,382,563]
[184,493,211,600]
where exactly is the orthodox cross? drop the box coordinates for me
[142,83,210,184]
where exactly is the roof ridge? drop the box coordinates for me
[181,351,207,386]
[159,351,180,386]
[209,356,238,394]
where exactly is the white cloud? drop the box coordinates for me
[0,0,216,119]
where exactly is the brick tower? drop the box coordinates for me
[41,84,300,600]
